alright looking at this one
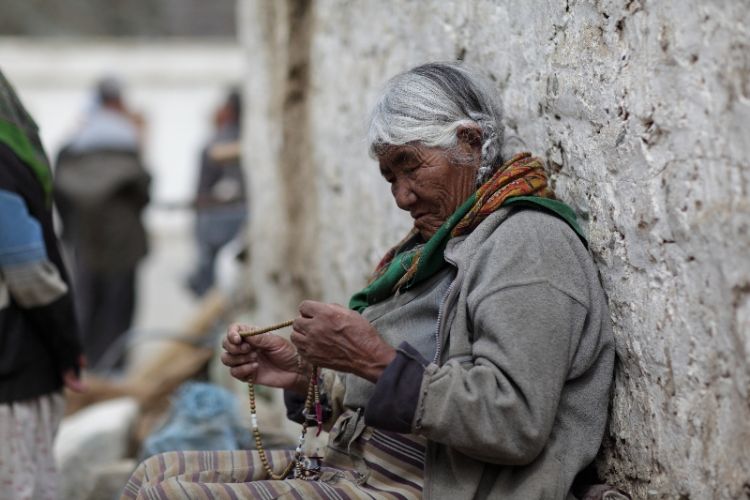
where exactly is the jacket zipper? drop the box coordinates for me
[433,252,463,364]
[433,278,456,364]
[427,252,463,499]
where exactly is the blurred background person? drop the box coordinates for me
[1,7,245,499]
[186,88,247,297]
[0,69,84,500]
[54,76,151,374]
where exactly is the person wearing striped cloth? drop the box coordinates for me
[124,62,616,500]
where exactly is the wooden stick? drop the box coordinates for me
[238,320,294,337]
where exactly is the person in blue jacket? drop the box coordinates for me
[0,69,84,500]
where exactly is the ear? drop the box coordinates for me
[456,124,483,158]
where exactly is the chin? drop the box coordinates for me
[414,218,439,240]
[415,225,436,240]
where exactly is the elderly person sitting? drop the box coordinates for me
[123,62,614,500]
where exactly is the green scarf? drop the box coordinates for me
[349,153,585,312]
[0,70,53,203]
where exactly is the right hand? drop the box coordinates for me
[221,323,309,393]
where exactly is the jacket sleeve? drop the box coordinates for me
[413,281,586,465]
[403,212,593,466]
[364,341,428,432]
[0,149,82,374]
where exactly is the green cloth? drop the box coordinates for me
[0,70,53,202]
[349,196,586,312]
[502,196,586,241]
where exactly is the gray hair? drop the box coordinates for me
[368,62,505,185]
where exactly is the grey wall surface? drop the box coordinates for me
[239,1,750,497]
[0,0,237,38]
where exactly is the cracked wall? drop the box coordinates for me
[239,1,750,497]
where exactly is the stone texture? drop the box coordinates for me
[238,1,750,498]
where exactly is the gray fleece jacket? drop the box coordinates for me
[289,207,615,498]
[362,206,615,499]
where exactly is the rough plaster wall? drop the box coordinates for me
[240,1,750,497]
[240,0,322,326]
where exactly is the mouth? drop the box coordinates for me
[412,216,436,238]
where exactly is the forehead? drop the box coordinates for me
[377,143,416,158]
[376,143,438,166]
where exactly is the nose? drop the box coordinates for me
[391,178,417,211]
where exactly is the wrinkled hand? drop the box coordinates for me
[291,301,396,383]
[221,324,309,394]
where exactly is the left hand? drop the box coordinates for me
[291,300,396,383]
[62,355,86,393]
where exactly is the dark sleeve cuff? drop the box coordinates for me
[283,390,307,424]
[283,387,332,425]
[364,341,428,433]
[28,293,82,374]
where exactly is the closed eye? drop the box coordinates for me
[393,152,409,166]
[379,167,394,183]
[379,148,419,181]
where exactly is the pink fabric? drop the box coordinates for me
[0,393,64,500]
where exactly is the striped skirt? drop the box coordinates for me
[121,424,425,499]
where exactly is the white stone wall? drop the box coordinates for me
[239,1,750,497]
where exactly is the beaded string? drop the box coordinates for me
[238,320,294,338]
[239,321,322,480]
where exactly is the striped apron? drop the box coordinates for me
[121,410,425,499]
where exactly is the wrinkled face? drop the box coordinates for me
[378,143,479,240]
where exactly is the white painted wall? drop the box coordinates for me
[238,1,750,498]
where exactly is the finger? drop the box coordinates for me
[223,337,251,355]
[290,330,308,350]
[292,317,315,336]
[220,351,256,367]
[230,363,258,382]
[227,324,252,344]
[298,300,324,318]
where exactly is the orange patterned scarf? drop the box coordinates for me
[349,152,555,311]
